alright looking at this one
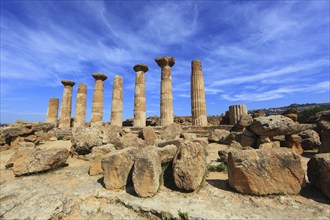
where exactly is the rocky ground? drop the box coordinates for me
[0,141,329,220]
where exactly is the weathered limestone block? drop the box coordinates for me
[157,139,183,148]
[133,64,148,128]
[231,114,253,132]
[229,104,248,125]
[74,84,87,128]
[91,73,107,127]
[228,148,305,195]
[89,144,115,176]
[282,108,298,122]
[133,146,162,197]
[180,133,197,140]
[155,56,175,126]
[23,135,37,142]
[71,127,105,155]
[111,76,123,127]
[299,129,321,150]
[251,110,266,118]
[208,129,230,143]
[18,142,35,148]
[307,153,330,198]
[283,134,303,155]
[173,141,207,191]
[13,148,70,176]
[46,98,59,126]
[59,80,75,128]
[156,144,178,163]
[102,147,138,190]
[5,148,30,168]
[240,129,257,148]
[316,112,330,153]
[113,133,146,150]
[191,60,207,127]
[249,115,300,137]
[161,123,183,140]
[141,126,157,145]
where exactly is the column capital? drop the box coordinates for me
[61,80,75,87]
[92,73,108,81]
[155,56,175,67]
[133,64,149,73]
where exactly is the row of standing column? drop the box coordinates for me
[46,75,123,128]
[46,57,209,128]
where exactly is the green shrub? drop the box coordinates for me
[298,107,325,123]
[178,210,189,220]
[208,162,227,172]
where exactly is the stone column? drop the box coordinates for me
[110,76,123,127]
[74,84,87,128]
[46,98,59,126]
[229,104,248,125]
[191,60,208,127]
[133,64,148,128]
[59,80,75,128]
[91,73,107,127]
[155,56,175,127]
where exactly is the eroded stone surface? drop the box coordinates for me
[133,146,161,197]
[173,141,207,191]
[101,147,137,190]
[228,148,305,195]
[13,147,70,176]
[307,153,330,198]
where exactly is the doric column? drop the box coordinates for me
[229,104,248,125]
[191,60,207,127]
[110,76,123,127]
[155,56,175,127]
[133,64,148,128]
[59,80,75,128]
[46,98,59,126]
[74,84,87,128]
[91,73,107,127]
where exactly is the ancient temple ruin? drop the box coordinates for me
[45,57,247,128]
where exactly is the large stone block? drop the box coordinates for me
[173,141,207,191]
[228,148,305,195]
[141,126,157,145]
[307,153,330,198]
[71,127,105,154]
[299,129,321,150]
[13,148,70,176]
[249,115,300,137]
[208,129,230,143]
[161,123,183,140]
[88,144,115,176]
[133,146,162,197]
[101,147,137,190]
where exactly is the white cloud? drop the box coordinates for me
[222,81,330,101]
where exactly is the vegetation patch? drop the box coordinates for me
[208,162,227,172]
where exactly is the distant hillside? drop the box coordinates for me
[251,103,330,115]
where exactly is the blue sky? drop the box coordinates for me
[1,0,329,124]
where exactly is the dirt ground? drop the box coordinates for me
[0,141,329,219]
